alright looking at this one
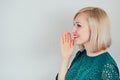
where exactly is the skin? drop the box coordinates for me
[72,13,90,45]
[58,13,106,80]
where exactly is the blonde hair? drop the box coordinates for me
[74,7,111,52]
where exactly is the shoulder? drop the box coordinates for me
[69,50,85,68]
[101,62,119,79]
[73,49,85,58]
[96,52,117,66]
[101,52,120,79]
[104,52,118,66]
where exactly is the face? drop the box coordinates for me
[72,13,90,45]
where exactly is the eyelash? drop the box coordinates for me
[77,24,82,27]
[73,23,82,27]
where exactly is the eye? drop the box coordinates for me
[77,24,82,27]
[73,23,75,26]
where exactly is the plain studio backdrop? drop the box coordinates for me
[0,0,120,80]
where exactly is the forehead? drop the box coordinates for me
[74,13,88,23]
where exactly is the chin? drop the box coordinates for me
[74,39,85,45]
[74,41,84,45]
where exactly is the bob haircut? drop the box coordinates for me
[74,7,111,53]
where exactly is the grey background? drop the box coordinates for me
[0,0,120,80]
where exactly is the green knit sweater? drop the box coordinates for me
[65,50,119,80]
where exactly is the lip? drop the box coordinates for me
[73,34,79,39]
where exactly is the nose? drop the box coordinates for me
[72,26,77,33]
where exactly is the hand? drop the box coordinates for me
[60,32,74,60]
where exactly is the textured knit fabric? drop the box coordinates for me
[65,50,120,80]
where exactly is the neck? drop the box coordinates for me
[84,43,106,57]
[86,49,106,57]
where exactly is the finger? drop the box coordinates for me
[61,33,65,44]
[66,32,70,42]
[70,39,74,48]
[65,32,68,42]
[64,32,67,43]
[62,33,66,44]
[68,32,71,43]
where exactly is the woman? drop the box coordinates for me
[56,7,120,80]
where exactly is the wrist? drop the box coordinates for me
[61,57,71,63]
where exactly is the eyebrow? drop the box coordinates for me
[73,21,81,24]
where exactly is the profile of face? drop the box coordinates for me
[72,13,90,45]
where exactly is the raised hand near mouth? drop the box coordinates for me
[60,32,74,60]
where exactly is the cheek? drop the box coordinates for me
[85,30,90,40]
[77,27,90,39]
[80,30,90,40]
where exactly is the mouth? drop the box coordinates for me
[73,34,79,40]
